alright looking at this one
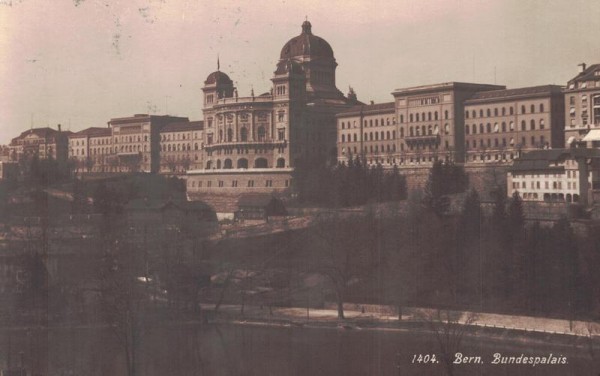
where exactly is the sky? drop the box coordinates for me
[1,0,599,144]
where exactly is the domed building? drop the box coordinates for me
[187,20,359,201]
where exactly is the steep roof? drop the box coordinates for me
[10,127,66,145]
[568,64,600,84]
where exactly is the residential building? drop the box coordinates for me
[392,82,503,165]
[336,101,397,166]
[507,148,600,205]
[564,63,600,147]
[108,114,188,173]
[159,121,204,173]
[68,127,112,172]
[464,85,565,164]
[8,125,70,164]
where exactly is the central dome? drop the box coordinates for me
[279,21,334,60]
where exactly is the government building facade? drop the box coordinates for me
[186,20,358,197]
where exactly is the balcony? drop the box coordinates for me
[404,134,440,145]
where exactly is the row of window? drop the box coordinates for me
[403,110,450,123]
[513,180,576,190]
[189,179,289,188]
[340,130,397,143]
[466,136,546,149]
[161,132,199,141]
[160,143,201,152]
[465,104,545,119]
[204,157,286,170]
[114,135,148,143]
[340,117,396,129]
[465,119,546,134]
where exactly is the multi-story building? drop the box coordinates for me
[68,127,113,172]
[564,63,600,147]
[463,85,565,164]
[108,114,188,173]
[87,127,114,172]
[507,148,600,205]
[187,20,356,195]
[159,121,204,173]
[9,125,70,164]
[336,102,397,166]
[393,82,504,165]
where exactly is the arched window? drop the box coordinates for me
[530,104,535,113]
[341,134,346,143]
[465,125,470,135]
[254,158,268,168]
[206,160,212,169]
[237,158,248,169]
[494,108,498,116]
[521,120,526,131]
[409,114,413,122]
[465,111,469,119]
[479,124,484,133]
[409,127,413,136]
[416,114,420,122]
[521,105,526,114]
[223,158,233,169]
[257,126,266,141]
[502,107,506,116]
[444,110,449,119]
[487,109,491,117]
[216,160,221,169]
[501,122,506,132]
[539,119,545,129]
[472,110,476,118]
[428,112,432,121]
[386,131,390,140]
[510,107,514,115]
[276,158,285,168]
[240,127,248,142]
[530,119,535,130]
[486,123,491,133]
[354,134,358,142]
[540,103,544,112]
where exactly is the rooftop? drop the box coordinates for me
[69,127,112,138]
[465,85,564,103]
[336,102,395,117]
[160,121,204,133]
[510,148,600,172]
[568,64,600,84]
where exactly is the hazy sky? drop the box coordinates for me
[1,0,599,144]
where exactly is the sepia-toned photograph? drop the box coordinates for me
[1,0,600,375]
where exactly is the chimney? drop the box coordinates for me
[578,63,586,73]
[57,123,62,132]
[369,100,375,105]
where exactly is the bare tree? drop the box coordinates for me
[99,236,146,376]
[302,212,377,319]
[418,309,478,376]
